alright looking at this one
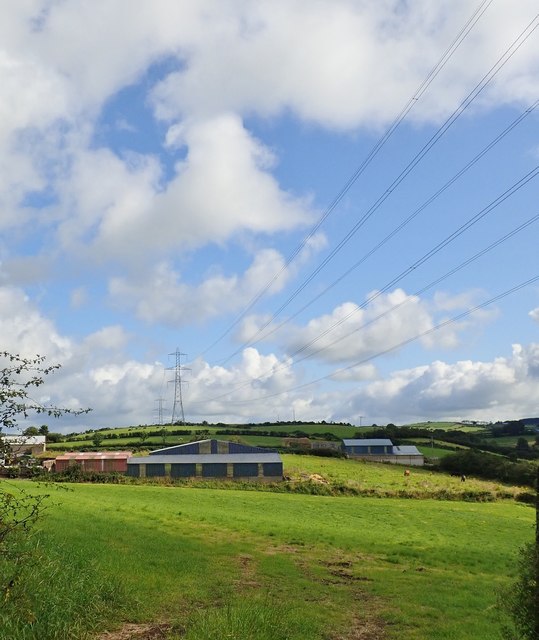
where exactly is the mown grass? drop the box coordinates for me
[8,478,535,640]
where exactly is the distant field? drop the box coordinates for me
[51,421,498,454]
[13,479,533,640]
[406,437,468,449]
[244,423,364,438]
[64,422,364,437]
[235,435,285,447]
[483,434,537,446]
[404,421,486,433]
[415,445,455,459]
[406,438,470,459]
[52,421,485,449]
[49,422,367,451]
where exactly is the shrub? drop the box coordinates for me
[49,465,127,484]
[499,542,536,639]
[438,450,536,487]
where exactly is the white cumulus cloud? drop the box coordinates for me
[341,343,539,424]
[254,288,489,365]
[109,247,297,326]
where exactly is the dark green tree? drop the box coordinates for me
[516,437,531,452]
[45,432,63,443]
[92,432,104,448]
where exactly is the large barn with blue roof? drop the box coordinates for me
[126,439,283,481]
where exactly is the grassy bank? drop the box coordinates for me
[5,479,535,639]
[281,454,529,500]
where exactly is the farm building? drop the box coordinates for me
[342,439,424,466]
[1,434,46,457]
[282,437,341,451]
[55,451,132,473]
[126,439,283,481]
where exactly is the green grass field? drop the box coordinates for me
[404,422,486,433]
[49,423,364,451]
[48,421,500,456]
[483,434,537,446]
[280,454,527,500]
[4,458,534,640]
[415,445,456,459]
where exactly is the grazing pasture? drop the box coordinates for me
[280,453,528,500]
[4,475,534,640]
[415,444,457,459]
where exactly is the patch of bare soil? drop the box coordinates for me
[96,622,173,640]
[318,559,387,640]
[234,552,262,589]
[321,560,374,585]
[261,547,388,640]
[263,544,301,555]
[332,617,386,640]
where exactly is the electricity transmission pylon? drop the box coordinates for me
[154,397,165,425]
[167,348,190,425]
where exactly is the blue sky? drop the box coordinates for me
[0,0,538,431]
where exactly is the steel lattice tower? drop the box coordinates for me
[154,397,165,425]
[167,348,190,425]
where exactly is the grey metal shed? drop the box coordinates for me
[126,439,283,481]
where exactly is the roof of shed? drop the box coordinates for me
[150,439,273,455]
[393,446,423,456]
[342,439,393,446]
[2,435,46,445]
[128,453,282,465]
[56,451,132,460]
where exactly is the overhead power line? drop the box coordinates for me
[231,99,539,350]
[291,211,539,366]
[190,210,539,405]
[197,0,495,360]
[290,165,539,359]
[221,273,539,405]
[219,12,539,366]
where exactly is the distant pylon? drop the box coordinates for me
[154,397,165,425]
[167,349,190,425]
